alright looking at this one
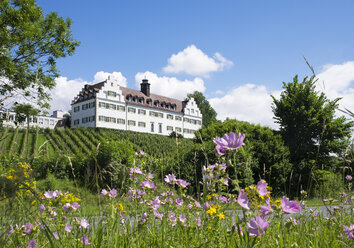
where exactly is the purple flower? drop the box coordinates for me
[141,180,156,189]
[153,211,163,220]
[197,217,201,227]
[195,201,201,208]
[43,190,61,199]
[346,175,352,181]
[141,212,148,222]
[53,232,59,240]
[80,234,91,245]
[176,179,190,188]
[175,198,184,207]
[100,189,108,196]
[168,212,177,225]
[71,202,80,210]
[222,178,229,186]
[64,224,72,232]
[343,224,354,239]
[147,173,154,179]
[27,239,36,248]
[108,189,117,198]
[260,198,272,216]
[140,150,147,156]
[8,225,14,235]
[256,180,269,197]
[281,196,302,214]
[164,174,177,184]
[80,218,90,229]
[213,132,245,155]
[289,217,300,225]
[152,197,161,210]
[179,214,186,223]
[247,216,269,236]
[134,152,138,157]
[237,189,250,210]
[23,222,33,235]
[39,204,45,214]
[130,167,143,178]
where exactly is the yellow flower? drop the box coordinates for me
[119,203,124,211]
[32,200,36,205]
[217,212,225,220]
[274,200,281,205]
[9,169,15,173]
[206,205,217,215]
[7,175,14,180]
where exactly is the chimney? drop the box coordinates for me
[140,79,150,96]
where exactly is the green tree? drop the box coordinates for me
[0,0,79,109]
[13,103,39,129]
[186,91,217,127]
[271,75,353,193]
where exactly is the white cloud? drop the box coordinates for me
[214,90,225,95]
[163,45,233,77]
[49,71,127,113]
[316,61,354,116]
[135,71,205,100]
[209,84,280,129]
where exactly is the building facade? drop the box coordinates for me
[0,110,64,129]
[71,77,202,138]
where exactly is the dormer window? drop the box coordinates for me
[154,101,159,107]
[139,98,144,104]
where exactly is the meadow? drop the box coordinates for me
[0,126,353,247]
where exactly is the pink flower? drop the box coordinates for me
[63,203,71,212]
[141,180,156,189]
[197,217,201,227]
[343,224,354,239]
[260,198,272,216]
[80,218,90,229]
[80,234,91,245]
[71,202,80,210]
[65,224,72,232]
[346,175,352,181]
[53,232,59,240]
[237,189,250,210]
[108,189,117,198]
[281,196,302,214]
[213,132,245,156]
[164,174,176,184]
[175,198,183,207]
[247,216,269,236]
[39,204,45,214]
[23,223,33,235]
[176,179,190,188]
[43,190,61,199]
[256,180,269,197]
[168,212,177,226]
[27,239,36,248]
[179,214,186,223]
[100,189,108,196]
[130,167,143,177]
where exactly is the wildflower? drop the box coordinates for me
[100,189,108,196]
[8,225,14,235]
[141,180,156,189]
[179,214,186,223]
[141,212,148,222]
[64,224,72,232]
[164,174,177,184]
[53,232,59,240]
[108,189,117,198]
[80,234,91,245]
[197,217,201,227]
[247,216,269,236]
[176,179,190,188]
[27,239,36,248]
[281,196,302,214]
[237,189,250,210]
[217,212,226,220]
[213,132,245,156]
[289,216,300,225]
[222,178,229,186]
[207,205,217,216]
[154,211,163,220]
[256,180,269,197]
[43,190,61,199]
[260,198,272,216]
[346,175,352,181]
[39,204,45,214]
[175,198,183,207]
[63,203,71,212]
[23,223,33,235]
[140,150,147,156]
[130,167,143,178]
[80,218,90,229]
[147,173,154,179]
[195,201,201,208]
[343,224,354,239]
[71,202,80,210]
[168,212,177,226]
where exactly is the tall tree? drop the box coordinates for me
[186,91,217,127]
[0,0,80,109]
[271,75,353,192]
[13,103,39,129]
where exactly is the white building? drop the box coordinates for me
[71,77,202,138]
[0,110,65,129]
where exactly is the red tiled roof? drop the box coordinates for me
[71,82,105,105]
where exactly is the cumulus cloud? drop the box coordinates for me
[135,71,205,100]
[315,61,354,116]
[209,84,280,129]
[163,45,233,77]
[49,71,127,113]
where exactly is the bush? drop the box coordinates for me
[312,169,344,198]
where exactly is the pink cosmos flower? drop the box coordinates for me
[80,234,91,245]
[108,189,117,198]
[247,216,269,236]
[153,211,163,220]
[256,180,269,197]
[80,218,90,229]
[237,189,250,210]
[27,239,36,248]
[147,173,154,179]
[164,174,177,184]
[176,179,190,188]
[289,217,300,225]
[260,198,272,216]
[213,132,245,155]
[8,225,14,235]
[281,196,302,214]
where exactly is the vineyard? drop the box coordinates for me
[0,126,194,159]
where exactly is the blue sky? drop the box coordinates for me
[37,0,354,128]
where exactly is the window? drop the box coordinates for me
[175,127,182,133]
[109,104,116,110]
[105,117,110,122]
[175,116,182,121]
[74,119,79,125]
[147,99,152,106]
[74,106,80,112]
[45,119,49,125]
[167,126,173,131]
[99,102,105,108]
[118,105,125,111]
[186,108,190,115]
[149,111,158,117]
[50,120,54,125]
[99,116,105,121]
[128,120,136,126]
[191,109,194,114]
[89,116,95,122]
[128,107,136,113]
[117,118,125,124]
[138,122,146,127]
[159,123,162,133]
[138,109,146,115]
[108,91,116,97]
[139,98,144,104]
[167,114,173,120]
[33,117,37,123]
[82,104,88,110]
[154,101,159,107]
[158,113,163,118]
[196,110,199,116]
[151,123,154,132]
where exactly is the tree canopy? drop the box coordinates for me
[271,75,353,192]
[186,91,217,128]
[0,0,80,109]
